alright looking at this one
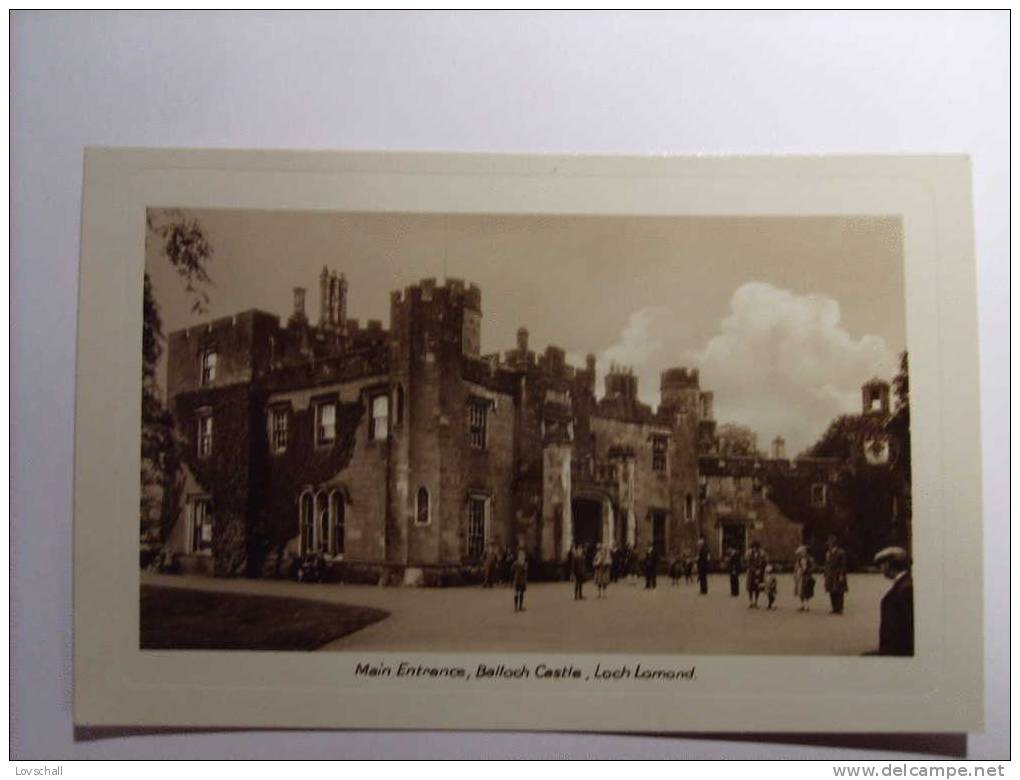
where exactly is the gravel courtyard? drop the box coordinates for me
[142,571,889,655]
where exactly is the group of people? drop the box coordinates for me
[720,536,846,613]
[483,535,913,656]
[567,542,614,599]
[479,546,530,589]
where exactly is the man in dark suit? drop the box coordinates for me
[873,546,914,656]
[643,543,658,589]
[570,543,587,600]
[824,535,849,614]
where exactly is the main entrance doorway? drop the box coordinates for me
[571,497,602,547]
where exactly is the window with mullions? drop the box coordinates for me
[269,407,288,453]
[467,497,487,559]
[197,412,213,458]
[651,435,668,472]
[199,348,217,386]
[468,399,488,450]
[331,492,345,556]
[316,401,336,446]
[370,394,389,441]
[190,498,213,554]
[299,493,314,555]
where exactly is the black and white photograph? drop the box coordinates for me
[140,207,914,657]
[13,10,1005,762]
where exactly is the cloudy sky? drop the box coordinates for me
[147,210,905,455]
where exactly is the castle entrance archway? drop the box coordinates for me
[571,497,603,547]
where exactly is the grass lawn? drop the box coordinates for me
[140,585,390,651]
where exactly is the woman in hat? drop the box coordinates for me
[745,540,768,608]
[593,543,612,598]
[793,544,816,611]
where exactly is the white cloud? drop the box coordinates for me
[696,282,897,455]
[571,306,690,407]
[575,284,896,456]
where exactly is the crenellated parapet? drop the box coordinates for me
[661,367,700,390]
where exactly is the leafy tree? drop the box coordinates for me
[141,209,213,543]
[889,351,910,469]
[714,423,761,457]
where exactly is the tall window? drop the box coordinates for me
[684,493,694,521]
[200,348,217,386]
[316,493,329,552]
[468,399,488,450]
[651,435,668,472]
[269,407,288,453]
[370,394,389,441]
[299,492,314,555]
[467,497,487,559]
[190,498,213,553]
[197,412,213,458]
[416,487,430,526]
[331,492,345,556]
[316,401,336,446]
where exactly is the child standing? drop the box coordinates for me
[765,565,778,610]
[511,550,528,612]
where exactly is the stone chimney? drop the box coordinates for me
[335,273,348,332]
[517,326,529,354]
[319,266,330,327]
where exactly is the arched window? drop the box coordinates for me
[416,487,430,526]
[316,492,329,552]
[299,492,314,556]
[331,491,345,556]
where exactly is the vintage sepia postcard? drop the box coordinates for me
[74,150,983,732]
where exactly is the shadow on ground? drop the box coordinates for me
[140,585,389,651]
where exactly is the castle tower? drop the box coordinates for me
[605,365,638,401]
[388,277,485,573]
[659,366,704,553]
[659,367,700,413]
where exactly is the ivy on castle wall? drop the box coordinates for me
[175,384,256,576]
[174,383,365,576]
[249,398,364,573]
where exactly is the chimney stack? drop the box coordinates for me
[517,326,529,354]
[319,266,330,327]
[772,436,786,460]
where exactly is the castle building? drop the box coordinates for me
[160,271,904,581]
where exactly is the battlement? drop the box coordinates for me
[605,364,638,400]
[661,367,700,389]
[393,277,482,311]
